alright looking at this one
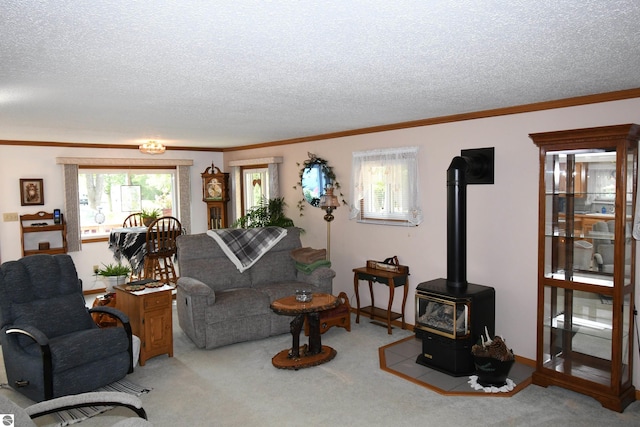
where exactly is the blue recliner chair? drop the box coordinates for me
[0,254,134,402]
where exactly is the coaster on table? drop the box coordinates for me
[125,284,146,291]
[146,282,164,288]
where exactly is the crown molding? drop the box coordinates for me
[2,88,639,152]
[221,88,640,151]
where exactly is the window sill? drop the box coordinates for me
[357,218,417,227]
[82,236,109,243]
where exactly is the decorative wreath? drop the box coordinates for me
[293,152,346,216]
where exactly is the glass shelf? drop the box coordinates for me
[540,287,631,386]
[541,149,633,286]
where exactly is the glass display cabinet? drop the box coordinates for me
[530,124,639,412]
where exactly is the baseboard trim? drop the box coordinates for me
[84,288,107,295]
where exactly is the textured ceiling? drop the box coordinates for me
[1,1,640,149]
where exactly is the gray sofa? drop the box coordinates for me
[175,227,335,349]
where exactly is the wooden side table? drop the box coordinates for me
[115,285,174,366]
[270,293,339,370]
[353,266,409,334]
[304,291,351,336]
[91,293,118,328]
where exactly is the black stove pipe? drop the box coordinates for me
[447,156,470,289]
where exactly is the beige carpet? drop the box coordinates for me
[3,303,640,426]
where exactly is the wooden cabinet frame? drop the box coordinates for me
[115,286,173,366]
[530,124,639,412]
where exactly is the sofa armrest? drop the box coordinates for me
[5,324,49,346]
[177,276,216,304]
[26,391,148,421]
[89,306,130,324]
[296,266,336,288]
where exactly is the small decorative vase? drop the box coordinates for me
[473,356,515,387]
[295,289,313,302]
[143,217,154,227]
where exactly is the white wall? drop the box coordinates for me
[223,97,640,387]
[0,145,223,291]
[1,98,639,387]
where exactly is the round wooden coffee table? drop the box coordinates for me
[270,293,339,370]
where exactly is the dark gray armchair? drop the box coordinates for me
[0,254,134,402]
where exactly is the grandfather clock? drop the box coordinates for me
[201,163,230,229]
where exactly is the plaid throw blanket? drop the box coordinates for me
[109,227,147,275]
[206,227,288,273]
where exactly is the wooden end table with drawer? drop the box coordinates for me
[353,265,409,334]
[115,284,174,366]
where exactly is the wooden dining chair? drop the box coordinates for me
[143,216,182,285]
[123,212,144,227]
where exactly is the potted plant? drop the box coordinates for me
[231,197,298,230]
[141,208,161,226]
[471,327,515,388]
[96,262,131,292]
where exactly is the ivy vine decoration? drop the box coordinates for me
[293,152,347,216]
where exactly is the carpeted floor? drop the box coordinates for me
[3,302,640,426]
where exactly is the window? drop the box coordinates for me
[228,157,282,223]
[350,146,422,226]
[242,166,270,215]
[59,158,192,252]
[78,168,176,238]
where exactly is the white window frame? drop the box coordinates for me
[78,167,177,239]
[350,146,422,226]
[57,157,192,251]
[242,166,270,215]
[228,157,282,223]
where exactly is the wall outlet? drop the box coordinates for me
[3,212,19,222]
[93,265,100,274]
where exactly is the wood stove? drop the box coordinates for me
[415,279,495,375]
[415,148,496,376]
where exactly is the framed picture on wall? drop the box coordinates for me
[20,178,44,206]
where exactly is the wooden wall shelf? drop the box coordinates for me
[20,211,67,256]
